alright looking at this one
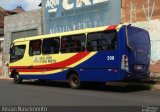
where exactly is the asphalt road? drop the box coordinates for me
[0,78,160,106]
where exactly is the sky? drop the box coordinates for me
[0,0,41,11]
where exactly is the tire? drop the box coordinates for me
[38,79,47,84]
[13,72,22,84]
[68,73,81,89]
[92,82,106,87]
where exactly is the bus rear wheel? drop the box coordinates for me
[13,72,22,84]
[68,73,81,89]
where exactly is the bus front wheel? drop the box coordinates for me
[68,73,81,89]
[13,72,22,84]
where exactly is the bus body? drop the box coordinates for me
[9,24,151,88]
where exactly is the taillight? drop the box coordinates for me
[121,55,129,71]
[124,55,128,67]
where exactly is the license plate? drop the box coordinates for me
[135,65,143,70]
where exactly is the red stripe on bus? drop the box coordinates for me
[10,52,91,72]
[106,25,117,30]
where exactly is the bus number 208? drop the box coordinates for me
[107,56,115,61]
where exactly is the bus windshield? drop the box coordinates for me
[127,26,150,50]
[10,45,26,63]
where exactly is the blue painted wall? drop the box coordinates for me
[42,0,121,34]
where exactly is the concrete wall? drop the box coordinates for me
[0,38,3,75]
[3,9,43,76]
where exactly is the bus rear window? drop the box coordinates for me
[127,26,150,50]
[87,30,117,51]
[10,45,26,63]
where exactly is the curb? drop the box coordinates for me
[151,84,160,91]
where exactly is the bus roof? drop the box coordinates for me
[13,25,122,43]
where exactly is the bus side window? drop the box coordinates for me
[87,30,117,51]
[61,34,86,53]
[42,37,60,54]
[29,40,41,56]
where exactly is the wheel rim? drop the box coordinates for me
[70,75,79,88]
[14,73,21,83]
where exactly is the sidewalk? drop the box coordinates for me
[107,73,160,91]
[150,73,160,81]
[0,74,11,80]
[0,73,160,90]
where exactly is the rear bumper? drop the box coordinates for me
[125,72,150,80]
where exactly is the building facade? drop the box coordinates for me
[0,6,24,75]
[42,0,121,34]
[2,0,160,74]
[3,9,43,75]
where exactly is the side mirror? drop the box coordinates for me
[10,47,15,55]
[9,48,12,54]
[10,43,15,54]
